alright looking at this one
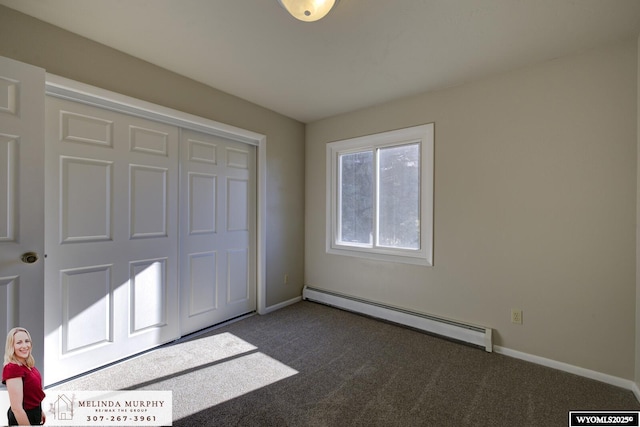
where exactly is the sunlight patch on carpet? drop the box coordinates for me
[170,349,299,420]
[48,332,299,421]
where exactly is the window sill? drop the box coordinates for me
[327,246,433,266]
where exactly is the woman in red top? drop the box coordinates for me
[2,327,46,425]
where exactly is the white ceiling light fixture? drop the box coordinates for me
[278,0,339,22]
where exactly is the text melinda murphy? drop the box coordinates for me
[0,390,172,426]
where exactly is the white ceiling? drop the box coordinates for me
[2,0,640,123]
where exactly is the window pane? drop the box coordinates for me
[378,143,420,249]
[339,151,373,245]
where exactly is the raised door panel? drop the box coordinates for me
[189,173,217,234]
[0,134,17,242]
[0,277,19,337]
[60,265,112,353]
[227,248,249,304]
[188,251,218,316]
[130,258,168,333]
[130,164,168,238]
[60,157,112,243]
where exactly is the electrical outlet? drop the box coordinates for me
[284,274,289,284]
[511,309,523,324]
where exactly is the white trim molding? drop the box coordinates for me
[45,73,268,316]
[303,286,492,352]
[494,346,638,395]
[263,296,303,314]
[633,383,640,403]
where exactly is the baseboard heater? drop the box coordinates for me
[302,286,492,352]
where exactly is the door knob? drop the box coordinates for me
[21,252,39,264]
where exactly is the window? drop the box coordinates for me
[326,123,434,265]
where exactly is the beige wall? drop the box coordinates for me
[306,39,637,379]
[0,5,306,307]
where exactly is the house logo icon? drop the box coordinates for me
[50,393,75,421]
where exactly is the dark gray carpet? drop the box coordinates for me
[54,301,640,426]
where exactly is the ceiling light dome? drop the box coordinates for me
[278,0,339,22]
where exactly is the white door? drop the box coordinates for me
[0,57,45,369]
[179,129,256,335]
[44,96,180,385]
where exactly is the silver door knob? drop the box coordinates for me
[21,252,39,264]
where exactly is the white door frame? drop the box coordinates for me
[45,73,268,317]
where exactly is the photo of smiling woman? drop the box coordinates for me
[2,328,46,425]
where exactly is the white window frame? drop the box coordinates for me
[326,123,434,266]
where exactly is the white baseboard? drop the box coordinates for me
[494,345,636,395]
[263,295,302,314]
[632,382,640,402]
[270,292,639,402]
[302,286,493,352]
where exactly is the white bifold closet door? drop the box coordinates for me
[43,95,258,385]
[44,96,181,385]
[179,129,256,336]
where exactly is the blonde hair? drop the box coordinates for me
[4,327,35,368]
